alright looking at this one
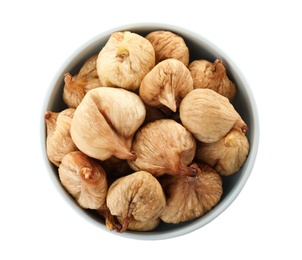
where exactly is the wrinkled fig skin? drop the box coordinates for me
[63,54,101,108]
[189,59,236,102]
[58,151,108,209]
[179,88,248,143]
[196,126,250,176]
[70,87,146,161]
[128,119,197,177]
[96,31,155,91]
[139,59,193,112]
[159,163,222,224]
[106,171,166,232]
[45,108,78,167]
[117,216,160,231]
[145,30,189,66]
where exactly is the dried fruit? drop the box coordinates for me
[139,59,193,112]
[44,108,78,167]
[63,54,101,108]
[159,163,222,224]
[106,171,166,232]
[58,151,107,209]
[70,87,146,161]
[128,119,196,177]
[44,30,251,233]
[179,88,248,143]
[145,30,189,66]
[96,31,155,91]
[195,126,250,176]
[189,59,236,102]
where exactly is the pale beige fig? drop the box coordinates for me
[179,88,248,143]
[159,163,222,224]
[139,59,193,112]
[195,126,250,176]
[71,87,146,161]
[63,54,101,108]
[128,119,196,177]
[44,108,78,167]
[58,151,107,209]
[106,171,166,232]
[189,59,236,102]
[145,30,189,66]
[96,31,155,91]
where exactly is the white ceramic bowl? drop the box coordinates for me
[41,23,259,240]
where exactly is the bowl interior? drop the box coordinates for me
[41,23,259,240]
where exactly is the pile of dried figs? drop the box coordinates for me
[44,30,250,232]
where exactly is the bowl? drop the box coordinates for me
[41,23,259,240]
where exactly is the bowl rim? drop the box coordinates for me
[40,22,260,240]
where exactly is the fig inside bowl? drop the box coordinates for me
[41,23,259,240]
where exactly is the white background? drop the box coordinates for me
[1,0,301,259]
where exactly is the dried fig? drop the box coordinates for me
[179,88,248,143]
[159,163,222,224]
[70,87,146,161]
[195,126,250,176]
[96,31,155,91]
[44,108,78,167]
[189,59,236,102]
[58,151,107,209]
[145,30,189,66]
[106,171,166,232]
[139,59,193,112]
[128,119,196,177]
[63,54,101,108]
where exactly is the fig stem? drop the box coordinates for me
[177,164,197,177]
[235,118,248,134]
[116,150,137,161]
[158,92,177,112]
[114,140,137,160]
[212,59,223,72]
[44,111,52,120]
[64,72,72,84]
[241,125,248,133]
